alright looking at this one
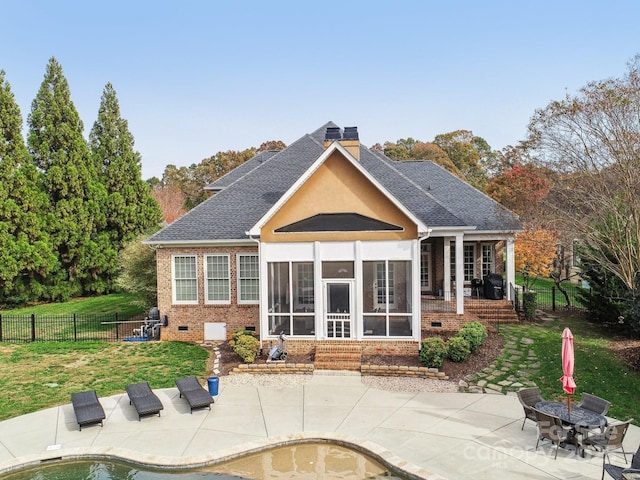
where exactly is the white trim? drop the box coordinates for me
[204,253,230,304]
[455,236,465,314]
[506,238,516,301]
[237,253,260,305]
[323,279,354,339]
[248,142,429,236]
[145,239,256,247]
[172,254,198,305]
[259,239,420,342]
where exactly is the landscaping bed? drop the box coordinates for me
[214,331,503,381]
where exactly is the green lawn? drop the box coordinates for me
[0,292,146,317]
[0,340,210,421]
[0,295,637,426]
[499,312,638,422]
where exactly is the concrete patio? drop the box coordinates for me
[0,372,636,479]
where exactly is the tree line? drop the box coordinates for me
[4,55,639,333]
[0,58,161,305]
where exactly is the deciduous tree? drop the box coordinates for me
[514,226,557,290]
[433,130,494,190]
[117,234,158,307]
[486,163,552,223]
[151,184,187,223]
[528,56,640,293]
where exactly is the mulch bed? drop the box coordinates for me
[212,331,504,381]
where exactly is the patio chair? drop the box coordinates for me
[517,387,544,430]
[577,392,612,416]
[603,443,640,480]
[582,418,634,480]
[175,376,214,413]
[71,390,106,431]
[125,382,164,420]
[533,408,574,459]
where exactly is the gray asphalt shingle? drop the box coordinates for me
[147,122,520,244]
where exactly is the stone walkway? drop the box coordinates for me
[461,311,555,394]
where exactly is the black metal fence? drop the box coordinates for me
[0,311,149,343]
[523,284,591,312]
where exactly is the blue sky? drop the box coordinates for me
[1,1,638,179]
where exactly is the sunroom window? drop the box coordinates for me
[362,260,412,337]
[267,261,314,336]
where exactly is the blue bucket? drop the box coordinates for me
[207,377,219,396]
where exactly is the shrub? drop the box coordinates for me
[231,329,255,345]
[458,321,488,352]
[231,334,261,363]
[419,337,447,368]
[523,291,537,320]
[446,336,471,362]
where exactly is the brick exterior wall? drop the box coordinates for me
[261,339,420,356]
[154,241,509,347]
[156,245,260,342]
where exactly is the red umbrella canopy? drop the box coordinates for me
[560,327,577,395]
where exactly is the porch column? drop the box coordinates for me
[412,238,422,342]
[443,237,452,301]
[455,235,464,314]
[506,237,516,301]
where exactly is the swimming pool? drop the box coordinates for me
[2,442,409,479]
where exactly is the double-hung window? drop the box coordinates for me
[238,254,259,303]
[173,255,197,303]
[205,254,230,304]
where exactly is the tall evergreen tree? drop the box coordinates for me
[0,70,58,304]
[90,83,161,256]
[27,58,108,299]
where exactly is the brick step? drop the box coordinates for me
[314,344,362,371]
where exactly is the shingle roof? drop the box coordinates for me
[146,122,521,244]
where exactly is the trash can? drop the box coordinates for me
[207,376,219,396]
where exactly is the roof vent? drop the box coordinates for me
[343,126,358,140]
[325,127,341,141]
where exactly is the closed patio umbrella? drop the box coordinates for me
[560,327,577,413]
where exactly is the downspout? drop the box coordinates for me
[246,233,262,346]
[416,230,432,346]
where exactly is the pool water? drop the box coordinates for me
[3,443,407,479]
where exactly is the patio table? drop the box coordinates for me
[535,400,607,456]
[535,401,607,430]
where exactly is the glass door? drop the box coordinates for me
[324,281,352,338]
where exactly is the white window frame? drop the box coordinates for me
[481,244,495,278]
[237,253,259,304]
[205,254,230,304]
[451,243,476,282]
[374,261,397,309]
[172,255,198,304]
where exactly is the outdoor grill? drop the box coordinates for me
[483,273,504,300]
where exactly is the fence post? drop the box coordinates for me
[0,314,2,341]
[115,312,119,341]
[31,313,36,342]
[552,287,556,312]
[73,314,77,341]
